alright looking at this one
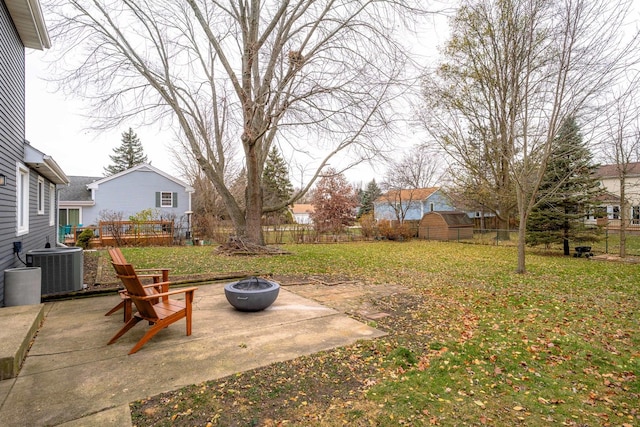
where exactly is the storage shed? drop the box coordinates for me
[418,211,474,241]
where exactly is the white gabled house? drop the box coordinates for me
[290,204,315,224]
[591,162,640,225]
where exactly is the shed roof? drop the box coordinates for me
[422,211,473,227]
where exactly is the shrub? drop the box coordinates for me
[359,212,378,239]
[76,228,94,249]
[377,220,414,241]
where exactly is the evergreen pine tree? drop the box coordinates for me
[527,117,603,255]
[262,147,294,221]
[104,128,148,176]
[357,179,382,218]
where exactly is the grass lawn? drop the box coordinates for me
[124,241,640,426]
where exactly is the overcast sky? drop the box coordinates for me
[25,53,179,180]
[24,7,450,188]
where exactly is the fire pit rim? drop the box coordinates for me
[225,276,280,292]
[224,276,280,311]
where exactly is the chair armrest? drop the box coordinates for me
[140,282,169,289]
[141,282,170,293]
[132,286,198,300]
[117,282,170,294]
[137,274,162,279]
[136,268,171,273]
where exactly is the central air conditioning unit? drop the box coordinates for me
[26,247,84,295]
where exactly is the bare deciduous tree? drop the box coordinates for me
[48,0,428,245]
[422,0,640,273]
[380,145,442,223]
[599,74,640,257]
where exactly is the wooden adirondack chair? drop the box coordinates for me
[105,248,172,321]
[108,261,198,354]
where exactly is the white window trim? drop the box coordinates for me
[160,191,173,208]
[49,184,56,226]
[17,164,29,236]
[37,176,45,215]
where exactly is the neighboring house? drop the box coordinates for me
[59,164,194,236]
[290,204,315,224]
[373,187,456,222]
[592,162,640,225]
[1,0,70,305]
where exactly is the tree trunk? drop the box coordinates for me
[245,144,265,246]
[516,211,527,274]
[563,211,570,256]
[619,176,626,258]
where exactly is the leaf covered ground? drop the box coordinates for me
[116,242,639,426]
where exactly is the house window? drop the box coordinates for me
[612,206,620,220]
[156,191,177,208]
[59,208,81,227]
[17,165,29,235]
[49,184,56,226]
[37,177,45,215]
[430,202,435,212]
[632,206,640,225]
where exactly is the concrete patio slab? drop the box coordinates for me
[0,282,385,426]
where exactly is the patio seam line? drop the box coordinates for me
[68,403,131,423]
[0,378,18,413]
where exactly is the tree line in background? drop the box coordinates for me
[52,0,640,272]
[103,118,617,258]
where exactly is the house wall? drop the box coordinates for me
[418,192,456,219]
[598,175,640,222]
[0,2,26,305]
[293,213,312,224]
[83,169,191,228]
[374,190,455,221]
[0,2,58,305]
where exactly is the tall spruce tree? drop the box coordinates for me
[357,179,382,218]
[527,117,603,255]
[104,128,148,176]
[262,147,294,222]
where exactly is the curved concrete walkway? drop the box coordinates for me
[0,282,384,426]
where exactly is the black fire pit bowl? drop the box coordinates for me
[224,277,280,311]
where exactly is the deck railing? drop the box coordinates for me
[98,220,174,246]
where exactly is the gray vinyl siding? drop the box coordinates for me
[0,1,27,305]
[22,173,58,248]
[0,2,58,305]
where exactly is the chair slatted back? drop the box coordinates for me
[108,247,127,265]
[111,262,159,321]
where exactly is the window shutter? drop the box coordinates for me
[155,192,161,207]
[172,192,178,208]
